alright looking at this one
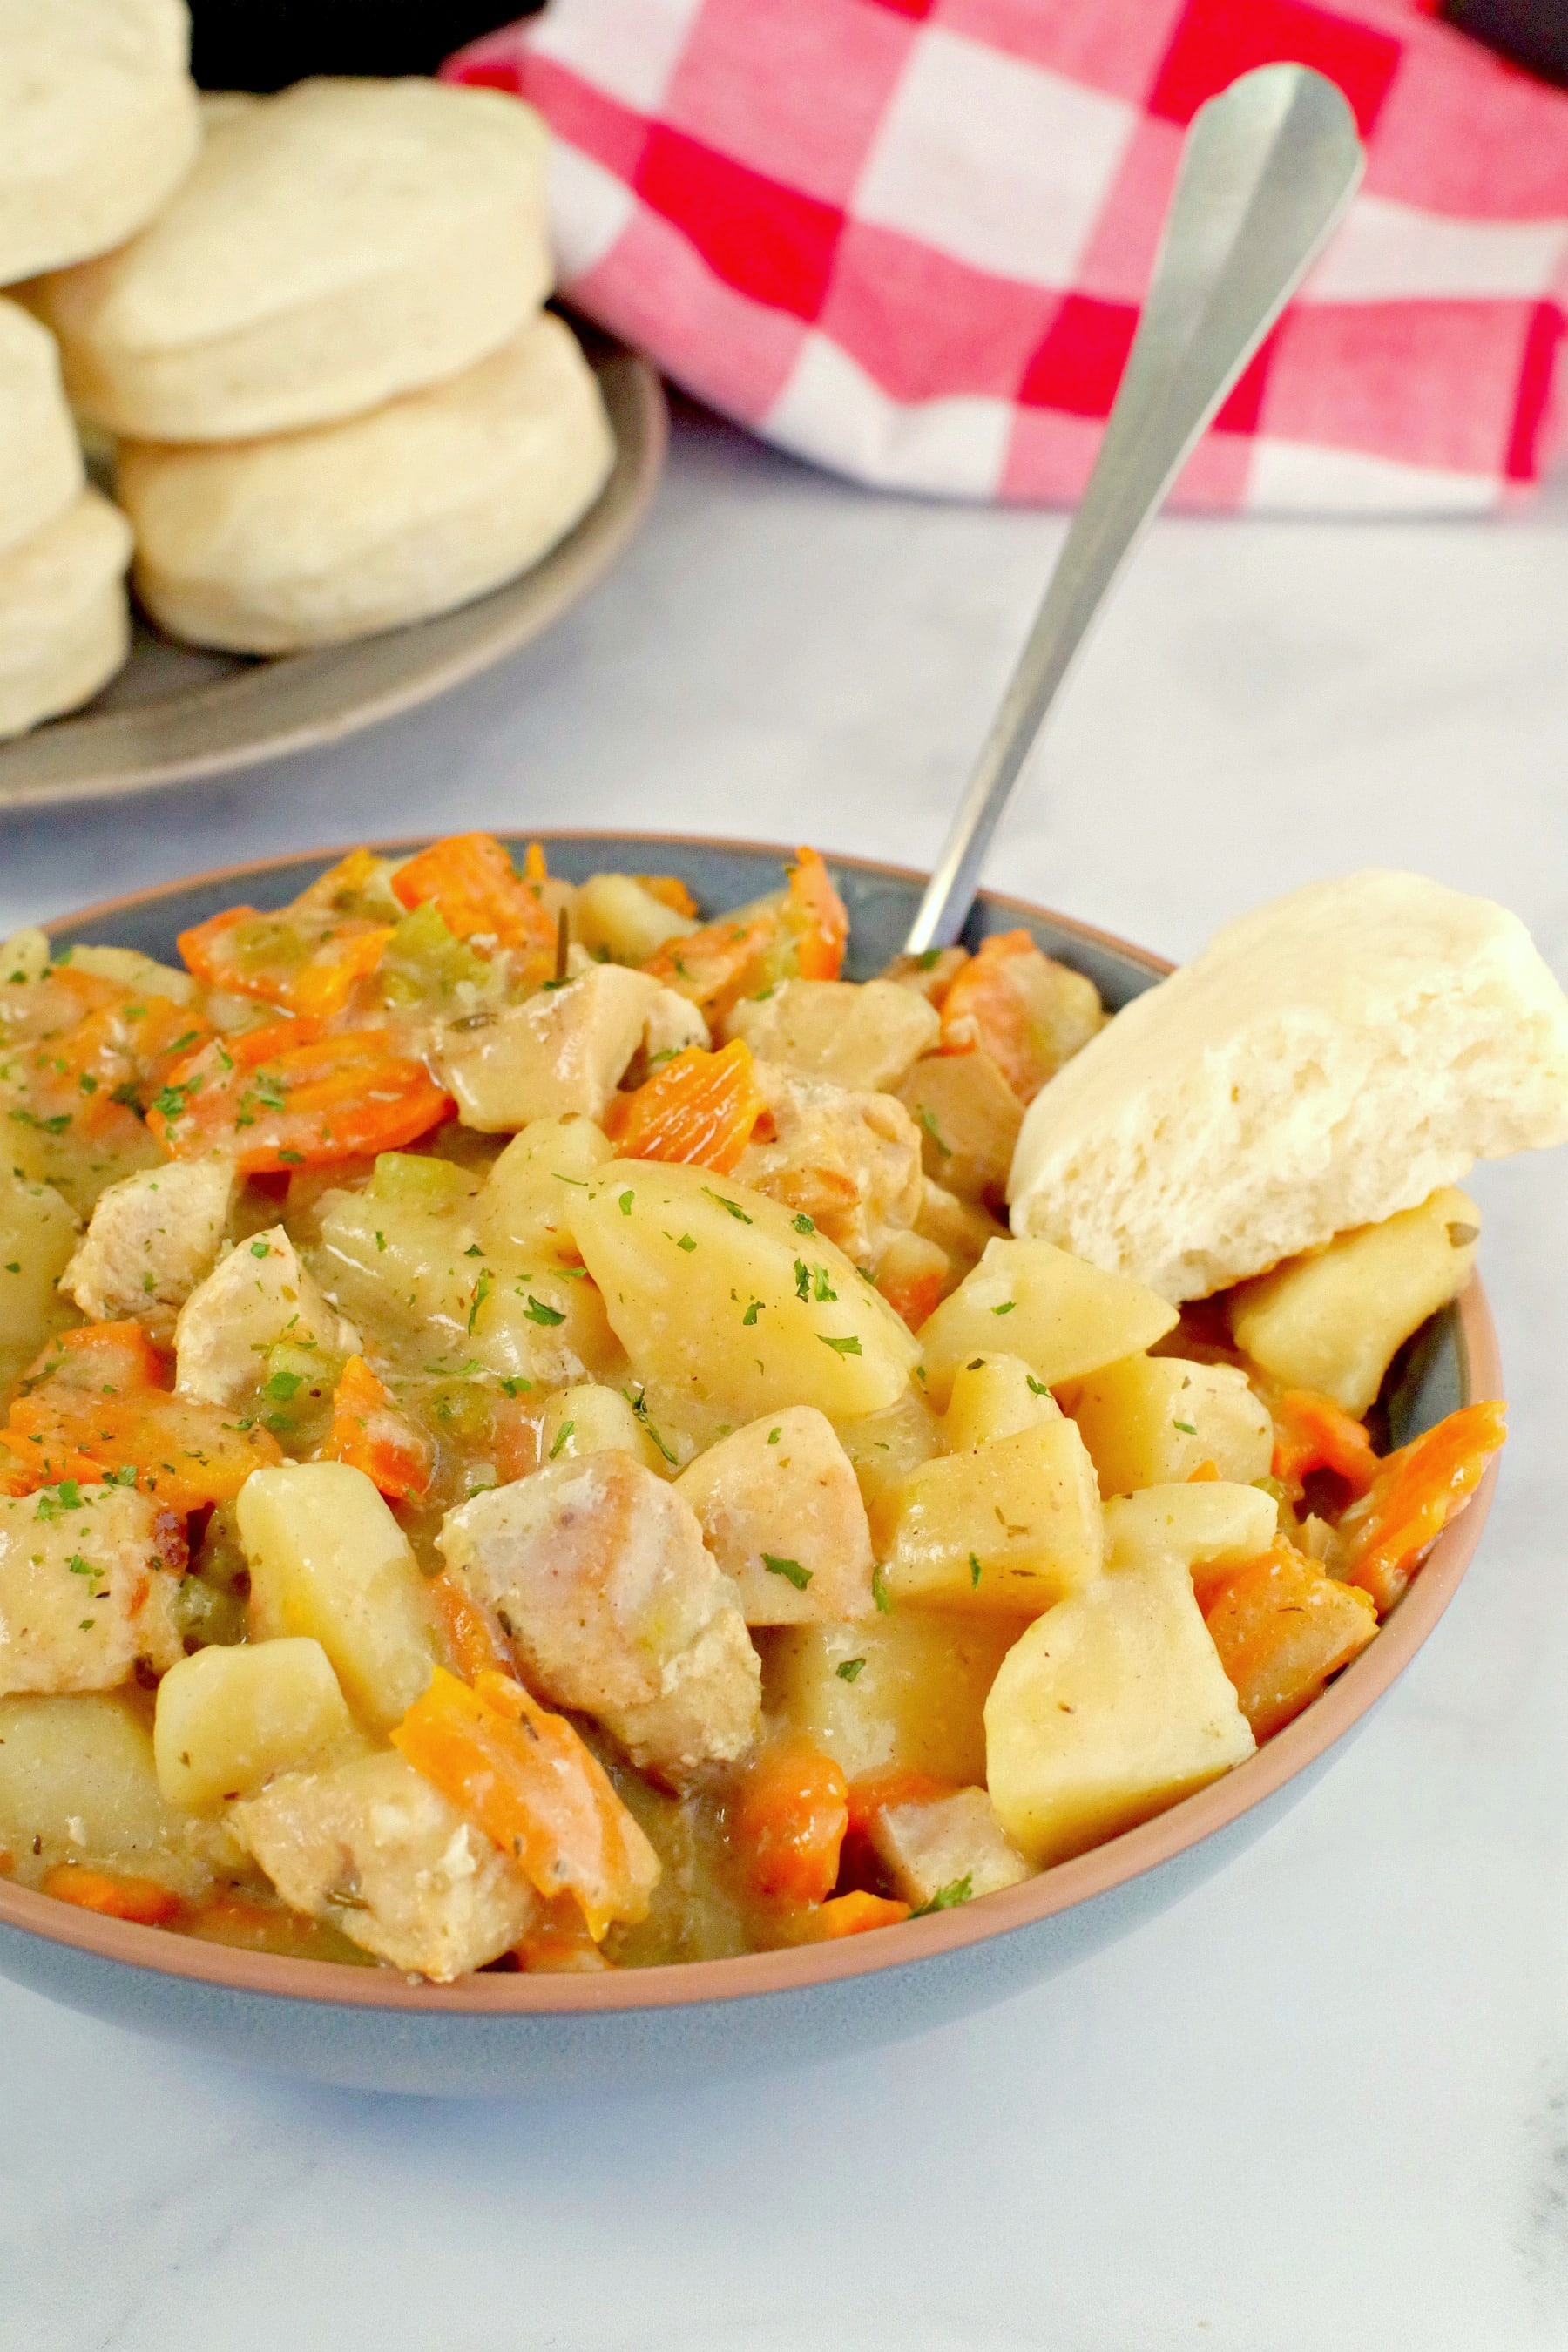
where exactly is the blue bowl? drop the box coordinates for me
[0,836,1502,2095]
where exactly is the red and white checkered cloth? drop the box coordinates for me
[445,0,1568,513]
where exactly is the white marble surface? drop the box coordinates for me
[2,409,1567,2352]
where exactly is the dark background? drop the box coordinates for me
[186,0,1566,93]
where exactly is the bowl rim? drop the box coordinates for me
[0,835,1505,2016]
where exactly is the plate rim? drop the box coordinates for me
[0,836,1504,2016]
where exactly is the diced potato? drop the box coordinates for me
[870,1784,1032,1905]
[873,1417,1104,1614]
[567,1159,920,1422]
[0,1691,213,1894]
[1,928,50,984]
[1228,1186,1481,1416]
[835,1385,943,1515]
[475,1117,613,1267]
[943,1351,1061,1451]
[726,979,939,1094]
[984,1558,1256,1866]
[153,1638,362,1812]
[675,1406,874,1624]
[762,1611,1028,1783]
[59,944,198,1004]
[434,964,706,1132]
[1101,1482,1279,1577]
[539,1382,666,1475]
[899,1048,1022,1205]
[575,872,697,964]
[916,1238,1178,1409]
[238,1463,438,1733]
[0,1167,78,1389]
[1064,1355,1272,1495]
[915,1179,1006,1285]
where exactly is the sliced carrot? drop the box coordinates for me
[732,1740,849,1907]
[637,874,699,919]
[603,1039,766,1173]
[147,1022,451,1173]
[178,905,395,1024]
[875,1252,947,1334]
[782,847,848,982]
[392,1666,660,1939]
[1271,1389,1379,1499]
[844,1768,956,1838]
[1335,1399,1506,1616]
[428,1569,517,1686]
[19,1319,168,1397]
[321,1355,431,1500]
[516,1892,616,1973]
[42,1865,181,1927]
[0,1330,280,1509]
[1187,1458,1221,1483]
[391,831,557,967]
[640,849,848,1017]
[810,1890,912,1939]
[937,930,1079,1105]
[1202,1539,1379,1739]
[522,841,549,884]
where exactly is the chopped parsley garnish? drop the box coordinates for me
[767,1427,781,1445]
[991,1300,1017,1315]
[249,1240,271,1259]
[625,1386,678,1465]
[818,1333,862,1356]
[523,1294,565,1326]
[916,947,943,970]
[66,1554,94,1578]
[910,1875,973,1917]
[618,1189,634,1216]
[794,1259,811,1301]
[1173,1419,1197,1435]
[263,1370,303,1401]
[792,1213,815,1235]
[916,1106,950,1157]
[970,1551,983,1588]
[676,1233,696,1252]
[499,1376,532,1397]
[1025,1375,1050,1396]
[762,1554,811,1591]
[872,1562,890,1614]
[703,1189,753,1223]
[549,1421,574,1459]
[742,1299,762,1327]
[467,1270,491,1333]
[814,1266,836,1303]
[835,1657,866,1682]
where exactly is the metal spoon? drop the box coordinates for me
[903,64,1364,954]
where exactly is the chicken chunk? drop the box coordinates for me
[433,964,708,1132]
[439,1452,761,1788]
[725,979,939,1095]
[869,1785,1033,1907]
[737,1064,924,1266]
[0,1484,186,1698]
[174,1227,360,1407]
[61,1157,235,1342]
[231,1751,538,1981]
[675,1407,875,1625]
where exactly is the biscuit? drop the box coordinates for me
[0,489,132,738]
[117,312,614,652]
[33,77,551,442]
[1008,871,1568,1301]
[0,300,85,558]
[0,0,199,285]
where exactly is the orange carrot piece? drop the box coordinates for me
[604,1039,766,1173]
[522,841,549,884]
[392,1666,660,1939]
[428,1570,517,1686]
[1201,1539,1378,1738]
[322,1355,431,1499]
[147,1022,451,1173]
[784,847,848,982]
[937,930,1076,1105]
[0,1321,276,1509]
[637,874,699,919]
[1188,1458,1221,1483]
[844,1768,956,1838]
[178,905,395,1024]
[732,1740,849,1907]
[516,1892,616,1973]
[810,1890,912,1939]
[875,1255,947,1334]
[641,904,778,1019]
[391,831,557,963]
[1271,1389,1379,1499]
[42,1865,181,1927]
[1336,1399,1506,1616]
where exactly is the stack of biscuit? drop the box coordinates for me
[0,0,197,733]
[30,73,615,658]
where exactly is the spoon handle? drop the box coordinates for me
[902,64,1364,955]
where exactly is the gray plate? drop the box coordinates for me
[0,342,666,814]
